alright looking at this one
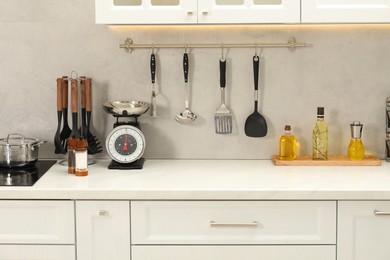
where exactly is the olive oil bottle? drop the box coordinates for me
[279,125,297,160]
[312,107,328,160]
[348,121,364,160]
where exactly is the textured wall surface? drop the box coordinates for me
[1,0,390,160]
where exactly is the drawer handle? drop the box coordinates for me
[210,221,258,228]
[99,210,109,216]
[374,210,390,216]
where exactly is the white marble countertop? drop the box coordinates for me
[2,159,390,200]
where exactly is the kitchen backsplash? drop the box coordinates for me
[1,0,390,160]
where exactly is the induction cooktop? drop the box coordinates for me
[0,160,57,186]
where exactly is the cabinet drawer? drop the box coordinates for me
[338,201,390,260]
[131,201,336,245]
[0,245,75,260]
[0,200,75,244]
[132,245,336,260]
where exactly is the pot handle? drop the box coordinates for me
[30,140,47,151]
[6,133,25,143]
[31,140,47,147]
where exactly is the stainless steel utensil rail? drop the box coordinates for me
[120,37,306,53]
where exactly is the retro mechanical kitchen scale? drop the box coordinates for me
[103,101,149,170]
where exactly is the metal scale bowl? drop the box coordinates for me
[103,101,149,170]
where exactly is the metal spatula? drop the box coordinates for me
[214,59,232,134]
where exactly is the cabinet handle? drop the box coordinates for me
[374,210,390,216]
[99,210,109,216]
[210,221,258,228]
[187,10,193,15]
[202,10,209,15]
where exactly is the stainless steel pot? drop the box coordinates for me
[0,134,46,168]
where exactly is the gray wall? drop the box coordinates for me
[1,0,389,160]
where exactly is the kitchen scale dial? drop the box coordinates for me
[106,125,145,164]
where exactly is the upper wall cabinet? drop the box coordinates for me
[198,0,300,24]
[95,0,301,24]
[96,0,198,24]
[302,0,390,23]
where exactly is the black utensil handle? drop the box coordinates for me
[387,110,390,129]
[183,52,189,83]
[150,53,156,84]
[219,59,226,89]
[253,55,259,91]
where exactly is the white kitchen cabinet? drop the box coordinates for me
[338,201,390,260]
[95,0,198,24]
[131,201,336,245]
[0,245,75,260]
[95,0,300,24]
[0,200,74,244]
[302,0,390,23]
[132,245,336,260]
[0,200,75,260]
[76,201,131,260]
[198,0,300,24]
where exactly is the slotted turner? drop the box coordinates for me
[214,58,232,134]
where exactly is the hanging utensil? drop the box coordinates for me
[150,50,157,118]
[175,51,197,124]
[79,76,87,138]
[59,76,71,152]
[214,54,232,134]
[70,79,80,138]
[54,78,64,154]
[86,78,103,154]
[244,55,268,137]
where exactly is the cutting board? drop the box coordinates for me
[272,155,382,166]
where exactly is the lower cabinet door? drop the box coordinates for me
[338,201,390,260]
[132,246,336,260]
[76,201,130,260]
[0,245,75,260]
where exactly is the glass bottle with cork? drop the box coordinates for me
[312,107,328,160]
[279,125,297,160]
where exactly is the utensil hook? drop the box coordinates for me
[151,44,155,55]
[221,44,225,61]
[184,44,188,53]
[254,44,263,60]
[70,71,78,80]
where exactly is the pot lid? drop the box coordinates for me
[0,134,39,146]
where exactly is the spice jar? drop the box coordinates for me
[67,137,76,174]
[75,138,88,177]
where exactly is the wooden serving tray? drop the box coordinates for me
[272,155,382,166]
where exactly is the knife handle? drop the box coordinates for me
[80,76,86,109]
[56,78,63,112]
[183,52,189,83]
[62,76,68,109]
[86,78,92,113]
[71,79,78,113]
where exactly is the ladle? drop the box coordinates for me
[175,52,197,124]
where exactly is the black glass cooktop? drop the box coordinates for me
[0,160,57,186]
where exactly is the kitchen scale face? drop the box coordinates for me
[103,101,149,170]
